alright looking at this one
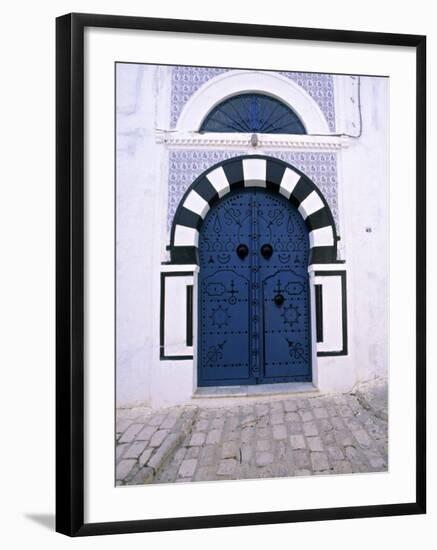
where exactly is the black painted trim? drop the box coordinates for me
[176,207,203,230]
[266,160,286,189]
[310,246,337,264]
[315,271,348,356]
[56,11,426,536]
[195,176,219,204]
[223,158,244,188]
[315,284,323,343]
[171,246,198,265]
[160,272,194,360]
[186,285,193,347]
[306,208,333,231]
[290,177,313,205]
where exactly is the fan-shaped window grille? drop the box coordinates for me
[200,93,306,134]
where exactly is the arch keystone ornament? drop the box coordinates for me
[169,155,338,266]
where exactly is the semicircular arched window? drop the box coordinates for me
[199,93,306,134]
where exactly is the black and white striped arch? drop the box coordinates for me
[169,155,338,265]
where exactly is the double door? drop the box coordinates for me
[198,188,311,386]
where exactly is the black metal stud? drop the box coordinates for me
[236,243,249,260]
[261,243,273,259]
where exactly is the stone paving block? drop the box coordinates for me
[294,469,312,476]
[116,419,133,434]
[345,445,365,464]
[123,440,148,459]
[334,430,354,447]
[353,429,373,448]
[148,414,167,427]
[129,467,154,485]
[257,426,270,438]
[337,405,354,417]
[119,424,144,443]
[222,440,238,458]
[240,444,251,463]
[206,429,222,445]
[288,421,303,434]
[225,417,239,431]
[333,460,353,474]
[271,413,285,425]
[285,412,300,423]
[186,446,201,459]
[294,450,310,469]
[224,430,239,441]
[173,447,187,464]
[303,421,318,437]
[317,419,333,433]
[256,452,274,467]
[160,414,179,430]
[149,429,169,447]
[298,410,313,422]
[321,430,336,445]
[272,424,287,440]
[212,418,225,430]
[194,419,209,431]
[256,404,269,415]
[136,425,157,441]
[364,450,386,469]
[116,443,129,461]
[283,400,298,413]
[326,445,344,461]
[189,432,206,446]
[116,459,136,481]
[148,433,181,471]
[241,426,255,443]
[330,417,345,431]
[313,407,329,419]
[270,401,283,412]
[256,439,270,452]
[195,466,217,482]
[242,404,255,415]
[306,436,323,452]
[310,452,330,472]
[138,447,154,467]
[290,434,306,450]
[217,458,237,476]
[199,445,216,466]
[178,459,198,478]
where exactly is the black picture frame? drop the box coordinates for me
[56,12,426,537]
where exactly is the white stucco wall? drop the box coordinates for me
[116,64,389,407]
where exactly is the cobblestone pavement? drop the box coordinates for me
[116,387,388,486]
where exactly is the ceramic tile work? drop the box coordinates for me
[167,150,338,233]
[170,66,336,132]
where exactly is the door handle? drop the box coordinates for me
[236,243,249,260]
[274,294,285,306]
[261,243,273,259]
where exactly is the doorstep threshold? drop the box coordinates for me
[193,382,319,399]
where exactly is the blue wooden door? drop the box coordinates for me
[198,188,311,386]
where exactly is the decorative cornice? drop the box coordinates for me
[156,130,349,150]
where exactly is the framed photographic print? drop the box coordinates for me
[56,12,426,536]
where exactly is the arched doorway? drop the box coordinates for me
[197,187,311,386]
